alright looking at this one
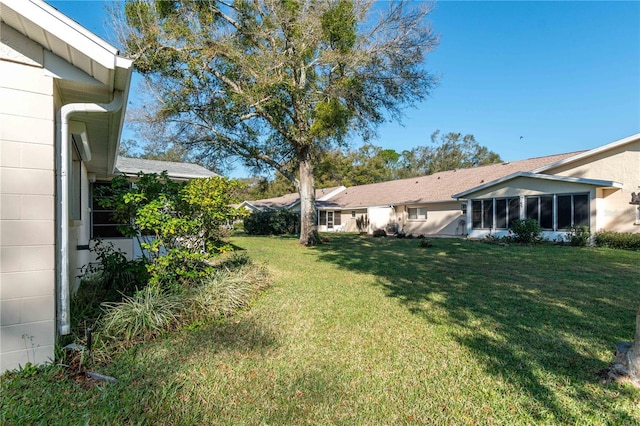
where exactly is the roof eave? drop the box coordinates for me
[452,172,624,199]
[531,133,640,174]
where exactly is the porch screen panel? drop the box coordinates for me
[319,210,327,226]
[574,194,589,227]
[557,195,572,229]
[472,200,482,228]
[495,199,507,229]
[526,197,538,221]
[539,196,553,229]
[482,199,493,229]
[508,197,520,227]
[334,211,341,226]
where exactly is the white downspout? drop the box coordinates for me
[56,91,124,335]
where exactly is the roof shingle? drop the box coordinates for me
[115,157,218,180]
[317,151,585,208]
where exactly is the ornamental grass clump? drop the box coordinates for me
[100,286,183,344]
[184,263,271,323]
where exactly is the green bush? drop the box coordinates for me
[372,229,387,237]
[244,209,300,235]
[97,173,246,291]
[565,225,590,246]
[82,240,149,297]
[593,231,640,250]
[509,219,542,244]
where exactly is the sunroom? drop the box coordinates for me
[453,172,622,240]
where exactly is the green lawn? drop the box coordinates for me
[2,234,639,425]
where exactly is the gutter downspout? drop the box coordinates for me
[55,91,124,336]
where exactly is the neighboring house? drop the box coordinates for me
[94,157,218,261]
[317,151,583,234]
[239,186,345,213]
[454,133,640,240]
[115,156,218,181]
[0,0,133,372]
[248,133,640,238]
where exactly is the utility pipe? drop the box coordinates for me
[55,91,124,335]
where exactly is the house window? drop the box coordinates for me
[495,199,507,229]
[557,193,589,229]
[319,210,341,228]
[351,211,356,218]
[525,196,553,230]
[472,200,483,228]
[470,196,525,230]
[471,200,497,229]
[71,143,82,221]
[508,197,520,226]
[482,199,493,229]
[91,182,128,238]
[472,194,587,231]
[408,207,427,220]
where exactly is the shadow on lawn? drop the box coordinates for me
[315,235,640,423]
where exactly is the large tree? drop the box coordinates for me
[401,130,502,176]
[117,0,438,245]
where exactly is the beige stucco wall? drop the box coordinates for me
[1,29,56,371]
[339,209,367,232]
[317,208,367,233]
[544,141,640,233]
[397,201,466,236]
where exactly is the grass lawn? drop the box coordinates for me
[2,234,639,425]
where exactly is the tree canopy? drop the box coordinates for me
[117,0,438,245]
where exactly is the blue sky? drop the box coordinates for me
[48,0,639,176]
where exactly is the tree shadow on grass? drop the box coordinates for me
[315,235,640,423]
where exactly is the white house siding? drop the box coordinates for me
[543,142,640,233]
[399,201,466,236]
[1,29,56,371]
[368,206,395,233]
[69,167,93,293]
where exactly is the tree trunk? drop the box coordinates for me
[627,304,640,384]
[298,146,319,246]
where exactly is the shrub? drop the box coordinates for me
[419,239,433,248]
[244,209,300,235]
[593,231,640,250]
[372,229,387,237]
[82,240,149,298]
[97,173,247,291]
[100,286,184,343]
[355,214,369,233]
[509,219,542,244]
[565,225,590,246]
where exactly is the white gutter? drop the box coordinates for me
[55,91,124,335]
